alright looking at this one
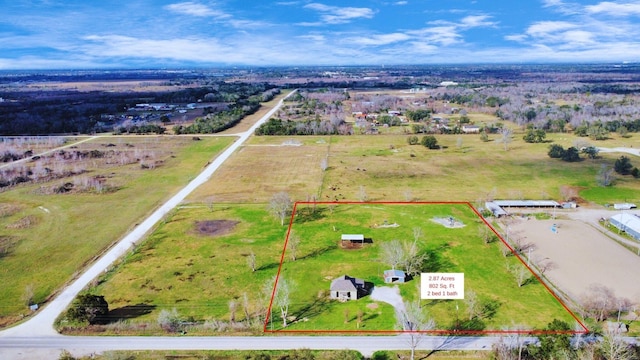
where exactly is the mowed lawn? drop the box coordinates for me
[94,202,577,333]
[272,203,577,332]
[95,204,288,326]
[0,136,233,326]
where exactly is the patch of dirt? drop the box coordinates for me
[431,217,465,228]
[366,303,379,310]
[194,220,239,237]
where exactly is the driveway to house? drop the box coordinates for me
[598,146,640,157]
[370,285,407,323]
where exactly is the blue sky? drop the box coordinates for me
[1,0,640,69]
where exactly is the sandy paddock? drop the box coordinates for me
[510,218,640,302]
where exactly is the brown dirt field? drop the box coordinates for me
[188,137,328,203]
[510,218,640,302]
[194,220,239,237]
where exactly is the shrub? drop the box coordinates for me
[548,144,565,159]
[66,294,109,325]
[421,135,439,149]
[614,156,633,175]
[406,136,419,145]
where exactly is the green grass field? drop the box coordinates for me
[87,202,577,334]
[270,203,578,332]
[0,136,234,326]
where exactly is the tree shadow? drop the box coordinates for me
[421,246,453,273]
[448,317,486,332]
[478,299,501,320]
[256,262,281,271]
[291,297,331,321]
[106,303,156,323]
[297,244,337,261]
[294,206,328,224]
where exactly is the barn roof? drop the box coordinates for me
[341,234,364,241]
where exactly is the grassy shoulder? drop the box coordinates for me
[0,136,234,327]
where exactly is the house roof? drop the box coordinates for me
[330,275,364,291]
[384,269,405,277]
[610,213,640,234]
[341,234,364,241]
[493,200,560,207]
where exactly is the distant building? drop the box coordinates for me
[613,203,637,210]
[383,269,406,283]
[462,125,480,134]
[610,213,640,240]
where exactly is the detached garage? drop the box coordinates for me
[610,213,640,240]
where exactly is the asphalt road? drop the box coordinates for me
[0,334,500,359]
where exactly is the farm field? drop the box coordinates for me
[0,135,234,327]
[84,202,579,334]
[191,132,640,205]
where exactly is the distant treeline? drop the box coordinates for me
[0,82,277,135]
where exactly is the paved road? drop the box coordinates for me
[0,334,500,359]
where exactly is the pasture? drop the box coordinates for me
[85,202,578,334]
[191,132,640,205]
[0,136,233,326]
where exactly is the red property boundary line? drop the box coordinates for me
[264,201,589,335]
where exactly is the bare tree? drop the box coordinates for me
[229,300,237,323]
[412,227,423,242]
[288,231,301,261]
[533,256,557,276]
[404,189,413,202]
[242,292,251,323]
[507,263,531,287]
[380,239,427,277]
[22,284,35,307]
[600,327,635,360]
[500,127,513,151]
[205,196,215,212]
[247,251,257,272]
[268,192,293,226]
[265,275,292,328]
[598,164,614,187]
[479,226,497,244]
[399,300,436,360]
[358,185,368,202]
[320,156,328,171]
[465,289,480,320]
[580,284,618,321]
[380,239,404,270]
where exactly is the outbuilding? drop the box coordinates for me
[610,213,640,240]
[383,269,406,283]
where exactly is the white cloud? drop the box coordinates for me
[346,33,411,46]
[394,1,408,5]
[585,1,640,16]
[304,3,375,24]
[525,21,577,37]
[164,2,229,18]
[460,15,497,28]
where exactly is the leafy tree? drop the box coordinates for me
[66,294,109,325]
[632,167,640,178]
[405,109,431,122]
[582,146,599,159]
[421,135,439,149]
[561,146,581,162]
[614,156,633,175]
[528,319,573,359]
[548,144,566,159]
[407,135,419,145]
[617,125,629,138]
[522,128,546,143]
[479,131,489,142]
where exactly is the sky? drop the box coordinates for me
[1,0,640,69]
